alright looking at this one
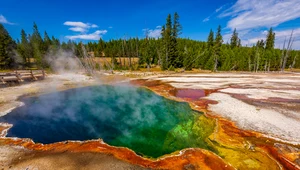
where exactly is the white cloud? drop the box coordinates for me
[219,0,300,49]
[202,4,227,23]
[64,21,105,40]
[203,17,210,22]
[91,24,98,28]
[143,26,162,39]
[64,21,86,28]
[108,26,113,29]
[64,21,98,33]
[0,15,14,25]
[222,29,252,45]
[222,33,232,44]
[220,0,300,31]
[94,30,108,35]
[149,29,161,38]
[215,6,224,13]
[275,28,300,38]
[65,30,108,40]
[243,37,265,46]
[68,27,86,33]
[291,40,300,50]
[64,21,88,28]
[237,28,300,49]
[274,28,300,49]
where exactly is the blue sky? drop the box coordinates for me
[1,0,300,49]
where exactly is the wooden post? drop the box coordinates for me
[31,70,37,80]
[42,70,45,79]
[1,77,5,84]
[15,70,23,82]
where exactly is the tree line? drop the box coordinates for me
[0,13,299,71]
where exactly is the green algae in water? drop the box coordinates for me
[0,85,215,158]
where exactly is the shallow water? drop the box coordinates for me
[171,89,206,100]
[0,85,215,158]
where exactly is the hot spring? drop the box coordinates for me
[0,85,215,158]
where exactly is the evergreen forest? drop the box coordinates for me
[0,13,299,72]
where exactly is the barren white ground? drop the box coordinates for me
[152,73,300,145]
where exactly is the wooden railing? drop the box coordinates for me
[0,70,45,85]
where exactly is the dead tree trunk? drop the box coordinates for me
[248,56,252,72]
[264,61,267,73]
[129,41,133,69]
[254,46,259,73]
[136,38,139,68]
[280,37,287,71]
[282,30,294,72]
[121,39,127,68]
[255,51,260,73]
[213,55,218,72]
[291,54,298,71]
[156,46,161,66]
[165,42,168,69]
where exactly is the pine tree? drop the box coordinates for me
[0,24,16,69]
[265,28,275,50]
[264,28,276,71]
[161,13,183,70]
[161,14,172,70]
[183,47,195,70]
[31,22,44,68]
[165,14,172,69]
[42,31,53,68]
[203,30,214,69]
[76,42,84,58]
[172,12,182,37]
[43,31,52,52]
[141,37,157,71]
[207,29,214,49]
[230,28,240,49]
[170,12,182,68]
[97,39,106,57]
[51,36,60,50]
[213,25,223,71]
[17,29,33,67]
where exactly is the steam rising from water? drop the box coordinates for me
[46,49,83,74]
[44,46,92,75]
[0,85,215,158]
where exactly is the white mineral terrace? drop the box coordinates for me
[152,73,300,145]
